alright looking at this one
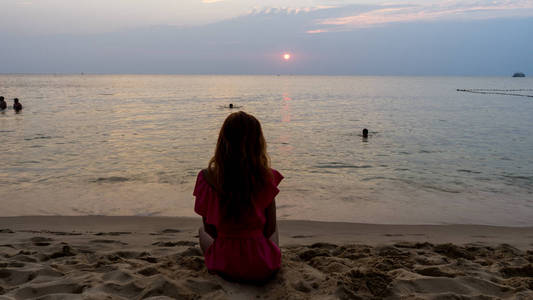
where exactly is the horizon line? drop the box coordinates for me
[0,72,527,78]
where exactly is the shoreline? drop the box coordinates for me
[1,215,533,249]
[1,216,532,299]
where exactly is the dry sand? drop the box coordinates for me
[0,216,532,299]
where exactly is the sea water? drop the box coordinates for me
[0,75,532,225]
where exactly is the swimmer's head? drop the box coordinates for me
[14,98,19,103]
[0,96,4,101]
[229,103,233,108]
[362,128,368,138]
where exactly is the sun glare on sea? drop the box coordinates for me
[283,53,291,61]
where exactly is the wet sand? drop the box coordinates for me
[0,216,532,299]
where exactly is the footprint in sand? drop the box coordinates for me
[137,266,159,276]
[30,236,54,247]
[89,239,128,245]
[14,282,86,299]
[152,241,197,247]
[150,228,181,235]
[161,229,181,233]
[102,270,134,282]
[291,235,316,239]
[44,230,82,236]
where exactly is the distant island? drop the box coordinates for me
[512,72,525,77]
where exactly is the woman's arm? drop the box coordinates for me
[264,199,278,245]
[203,217,217,238]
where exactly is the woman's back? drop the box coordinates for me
[194,168,283,281]
[194,111,282,282]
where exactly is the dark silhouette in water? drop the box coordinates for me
[13,98,22,112]
[0,96,6,110]
[362,128,369,138]
[512,72,525,78]
[222,103,241,109]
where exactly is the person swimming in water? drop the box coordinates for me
[0,96,6,110]
[13,98,22,112]
[362,128,369,138]
[221,103,241,109]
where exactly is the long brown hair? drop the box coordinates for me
[207,111,272,220]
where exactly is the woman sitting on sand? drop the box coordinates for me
[194,111,283,282]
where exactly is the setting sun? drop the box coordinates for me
[283,53,291,61]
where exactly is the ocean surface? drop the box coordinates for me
[0,75,532,225]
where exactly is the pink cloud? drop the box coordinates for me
[306,29,328,34]
[311,0,533,33]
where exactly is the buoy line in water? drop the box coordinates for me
[457,88,533,98]
[460,88,533,92]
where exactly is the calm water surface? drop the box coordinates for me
[0,75,532,225]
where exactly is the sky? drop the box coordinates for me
[1,0,532,75]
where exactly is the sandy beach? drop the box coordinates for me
[0,216,532,299]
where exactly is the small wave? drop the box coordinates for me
[309,169,334,174]
[277,204,295,210]
[314,162,372,169]
[135,211,162,217]
[475,176,492,181]
[17,160,41,164]
[394,178,463,194]
[157,173,180,184]
[398,182,463,194]
[420,184,462,194]
[501,174,533,190]
[91,176,130,183]
[457,169,482,174]
[503,175,533,180]
[99,93,114,96]
[24,136,53,141]
[361,176,387,181]
[419,150,434,154]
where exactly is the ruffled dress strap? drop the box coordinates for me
[256,169,284,210]
[272,169,283,187]
[193,170,220,226]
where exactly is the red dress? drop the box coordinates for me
[193,169,283,281]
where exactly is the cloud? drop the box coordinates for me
[309,0,533,33]
[247,5,335,16]
[306,29,327,34]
